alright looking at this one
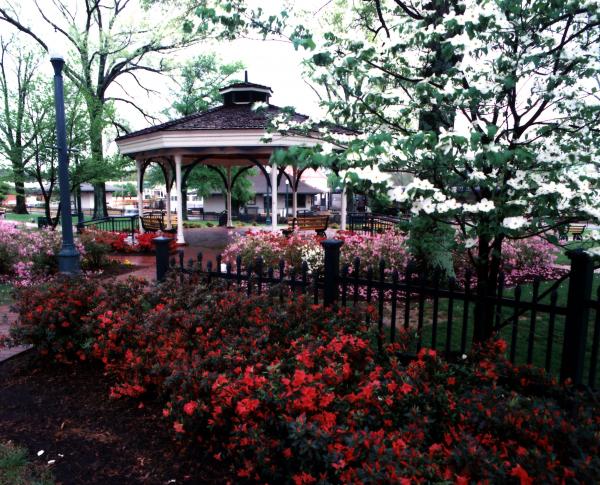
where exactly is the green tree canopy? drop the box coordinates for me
[168,54,244,117]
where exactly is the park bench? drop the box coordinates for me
[566,222,586,241]
[558,222,587,241]
[140,212,177,234]
[282,214,329,237]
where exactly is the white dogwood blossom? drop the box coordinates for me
[502,217,529,230]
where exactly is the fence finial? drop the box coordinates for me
[561,250,594,385]
[153,236,172,281]
[321,239,344,306]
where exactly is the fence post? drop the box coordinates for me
[560,250,594,385]
[153,236,171,282]
[321,239,344,306]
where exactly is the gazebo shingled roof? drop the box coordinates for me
[115,75,352,242]
[115,105,313,140]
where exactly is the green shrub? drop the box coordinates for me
[0,441,54,485]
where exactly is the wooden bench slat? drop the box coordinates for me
[140,213,177,233]
[282,215,329,237]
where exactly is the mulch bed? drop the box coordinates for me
[0,351,226,485]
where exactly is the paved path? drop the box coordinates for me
[110,227,246,281]
[0,304,30,363]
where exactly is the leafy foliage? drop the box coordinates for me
[168,53,244,117]
[4,277,600,483]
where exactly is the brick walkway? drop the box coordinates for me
[0,304,30,362]
[110,227,247,281]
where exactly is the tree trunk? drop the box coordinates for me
[88,105,108,219]
[473,234,491,343]
[473,233,504,343]
[52,201,61,230]
[11,160,28,214]
[93,183,108,218]
[43,193,51,221]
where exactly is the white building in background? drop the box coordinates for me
[201,171,327,215]
[23,182,116,211]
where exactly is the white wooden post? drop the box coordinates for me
[174,154,185,244]
[271,162,278,231]
[165,184,172,229]
[340,185,347,230]
[226,165,233,228]
[292,166,298,218]
[136,159,145,234]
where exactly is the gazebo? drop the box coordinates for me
[115,76,349,244]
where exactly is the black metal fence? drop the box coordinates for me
[348,212,405,234]
[155,238,600,389]
[81,215,137,240]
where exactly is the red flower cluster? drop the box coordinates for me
[80,229,175,255]
[6,276,600,483]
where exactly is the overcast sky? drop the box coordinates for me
[2,0,330,145]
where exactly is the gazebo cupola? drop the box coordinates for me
[219,72,272,106]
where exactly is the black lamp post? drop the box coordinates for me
[51,52,80,274]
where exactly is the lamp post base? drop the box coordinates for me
[58,246,81,275]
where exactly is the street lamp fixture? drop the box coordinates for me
[50,51,81,274]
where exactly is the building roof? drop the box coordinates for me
[116,104,354,142]
[218,81,273,93]
[115,105,301,140]
[116,78,355,143]
[209,172,324,196]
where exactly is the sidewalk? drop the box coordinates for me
[0,304,30,363]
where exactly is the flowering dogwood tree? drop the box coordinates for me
[194,0,600,339]
[305,2,600,249]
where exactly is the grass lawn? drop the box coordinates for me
[182,220,220,228]
[0,284,12,306]
[3,213,40,224]
[182,220,273,229]
[3,213,92,226]
[0,441,54,485]
[411,262,600,386]
[554,239,597,265]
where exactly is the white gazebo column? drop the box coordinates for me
[271,162,278,231]
[226,166,233,228]
[340,185,348,231]
[136,159,145,234]
[165,183,172,230]
[292,166,298,218]
[174,154,185,244]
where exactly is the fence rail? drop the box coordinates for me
[348,212,405,234]
[154,238,600,390]
[81,215,137,240]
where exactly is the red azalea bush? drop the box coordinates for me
[79,229,175,259]
[5,277,600,483]
[8,277,102,362]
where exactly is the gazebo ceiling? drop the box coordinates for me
[115,78,353,165]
